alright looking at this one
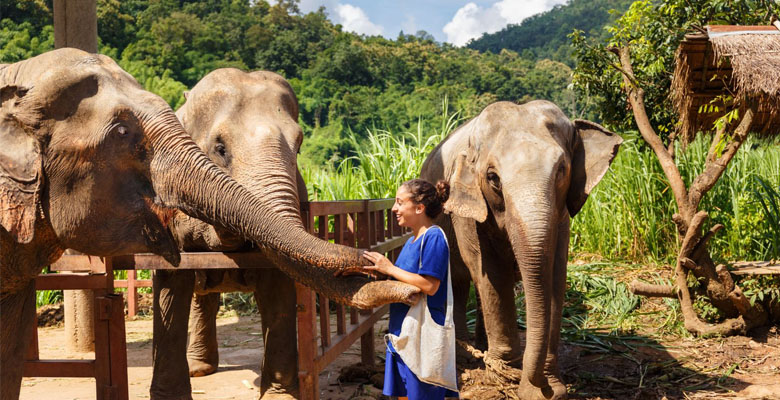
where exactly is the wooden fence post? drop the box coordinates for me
[357,201,375,366]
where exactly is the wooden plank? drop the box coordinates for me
[375,210,384,245]
[315,305,388,371]
[367,198,394,211]
[346,213,356,247]
[35,274,109,290]
[126,270,137,318]
[108,294,129,400]
[730,261,780,275]
[730,266,780,275]
[110,252,274,270]
[23,360,96,377]
[94,295,111,400]
[336,304,346,335]
[296,283,318,400]
[51,254,107,272]
[368,211,377,246]
[114,279,152,288]
[319,296,331,349]
[369,234,413,255]
[317,215,329,240]
[360,314,376,366]
[26,312,39,361]
[305,200,366,216]
[357,208,370,249]
[333,214,344,246]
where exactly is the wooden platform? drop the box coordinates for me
[730,261,780,276]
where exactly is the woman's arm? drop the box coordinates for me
[362,252,441,296]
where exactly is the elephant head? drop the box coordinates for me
[171,68,305,251]
[422,100,622,398]
[0,49,419,308]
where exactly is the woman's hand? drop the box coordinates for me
[362,251,396,276]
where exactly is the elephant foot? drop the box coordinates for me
[259,388,298,400]
[545,373,568,399]
[188,358,218,377]
[518,377,555,400]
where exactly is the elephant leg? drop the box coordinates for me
[450,248,477,363]
[473,289,488,351]
[1,280,36,400]
[187,292,220,377]
[454,217,522,364]
[255,268,298,399]
[545,220,570,399]
[151,270,195,400]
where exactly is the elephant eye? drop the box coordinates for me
[556,163,567,181]
[215,142,227,157]
[111,123,132,139]
[487,171,501,191]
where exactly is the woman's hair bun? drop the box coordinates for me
[435,180,450,204]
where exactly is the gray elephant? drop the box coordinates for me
[151,69,307,400]
[0,49,419,400]
[421,100,622,399]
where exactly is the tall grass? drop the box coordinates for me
[571,133,780,263]
[305,121,780,264]
[302,100,462,200]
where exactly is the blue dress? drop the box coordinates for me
[383,226,459,399]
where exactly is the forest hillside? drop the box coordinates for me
[1,0,621,166]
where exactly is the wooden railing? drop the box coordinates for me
[29,199,408,400]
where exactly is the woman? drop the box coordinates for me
[363,179,458,400]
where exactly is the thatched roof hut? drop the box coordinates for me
[671,25,780,141]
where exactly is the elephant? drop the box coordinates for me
[151,68,308,400]
[420,100,622,399]
[0,48,419,400]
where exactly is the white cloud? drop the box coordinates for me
[335,4,384,36]
[443,0,566,46]
[272,0,383,36]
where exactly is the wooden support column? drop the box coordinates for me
[55,0,99,354]
[54,0,98,53]
[357,202,376,366]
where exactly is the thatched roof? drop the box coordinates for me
[671,25,780,141]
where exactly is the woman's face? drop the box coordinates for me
[392,185,425,228]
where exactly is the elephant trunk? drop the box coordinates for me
[145,112,420,308]
[507,196,556,388]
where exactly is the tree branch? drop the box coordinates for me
[611,46,692,223]
[688,106,755,209]
[630,281,677,298]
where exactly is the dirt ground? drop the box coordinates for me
[22,299,780,400]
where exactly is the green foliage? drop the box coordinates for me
[740,275,780,307]
[751,176,780,259]
[0,20,54,63]
[36,290,63,308]
[570,133,780,263]
[302,101,460,201]
[469,0,634,67]
[2,0,610,164]
[572,0,780,135]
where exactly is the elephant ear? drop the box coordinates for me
[445,149,487,223]
[567,119,622,217]
[0,84,43,243]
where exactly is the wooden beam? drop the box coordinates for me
[53,0,97,52]
[315,305,389,371]
[23,360,95,378]
[36,274,109,290]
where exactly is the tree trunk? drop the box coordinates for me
[610,46,768,336]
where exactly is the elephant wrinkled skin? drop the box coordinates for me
[0,49,419,400]
[421,100,622,399]
[152,69,307,400]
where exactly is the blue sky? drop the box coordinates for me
[286,0,568,46]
